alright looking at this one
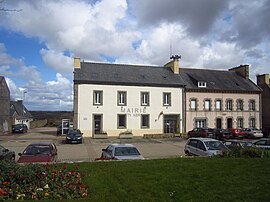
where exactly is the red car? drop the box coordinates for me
[17,142,58,163]
[228,128,245,138]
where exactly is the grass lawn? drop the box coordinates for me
[57,158,270,201]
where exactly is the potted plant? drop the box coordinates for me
[119,130,133,139]
[93,131,108,139]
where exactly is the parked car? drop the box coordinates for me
[222,140,254,149]
[0,145,15,161]
[99,143,144,160]
[243,128,263,139]
[227,128,245,138]
[17,142,58,163]
[214,128,231,140]
[12,124,28,134]
[187,128,215,138]
[66,129,83,144]
[184,138,227,156]
[252,138,270,149]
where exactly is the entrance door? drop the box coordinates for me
[164,115,179,133]
[93,115,102,134]
[227,118,233,128]
[216,118,222,129]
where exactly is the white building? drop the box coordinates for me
[73,56,185,137]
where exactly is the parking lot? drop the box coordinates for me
[0,127,186,162]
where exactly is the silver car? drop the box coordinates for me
[184,138,227,156]
[253,138,270,149]
[100,143,144,160]
[243,128,263,139]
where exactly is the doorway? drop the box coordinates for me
[227,118,233,128]
[93,114,102,134]
[164,115,179,133]
[216,118,222,129]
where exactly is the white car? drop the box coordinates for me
[100,143,144,160]
[243,128,263,138]
[184,138,227,156]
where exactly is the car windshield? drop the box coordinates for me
[68,131,81,137]
[204,141,226,150]
[14,125,23,129]
[23,146,51,155]
[114,147,140,156]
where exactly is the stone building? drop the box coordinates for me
[257,74,270,136]
[180,65,262,132]
[0,76,10,134]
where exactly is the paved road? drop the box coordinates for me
[0,127,187,162]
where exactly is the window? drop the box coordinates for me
[226,99,233,111]
[163,92,171,106]
[237,118,243,128]
[197,141,206,151]
[198,81,206,87]
[190,99,197,111]
[195,119,206,128]
[118,91,127,106]
[204,99,211,111]
[141,92,150,106]
[215,100,222,111]
[236,99,243,111]
[118,114,126,128]
[93,91,103,105]
[249,118,255,128]
[249,100,255,111]
[141,114,150,128]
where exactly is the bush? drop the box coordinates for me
[0,161,88,201]
[223,147,270,158]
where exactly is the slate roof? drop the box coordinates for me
[10,101,33,118]
[74,62,185,87]
[180,68,261,93]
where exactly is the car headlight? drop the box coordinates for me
[66,137,71,139]
[77,137,82,139]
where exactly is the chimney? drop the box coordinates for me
[229,64,249,79]
[74,57,81,69]
[257,74,270,86]
[164,55,181,74]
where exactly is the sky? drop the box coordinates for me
[0,0,270,111]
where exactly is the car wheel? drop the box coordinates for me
[185,150,191,156]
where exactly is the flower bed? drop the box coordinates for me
[0,160,88,201]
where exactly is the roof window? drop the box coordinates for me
[198,81,207,88]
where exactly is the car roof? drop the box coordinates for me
[188,138,218,141]
[28,142,54,146]
[109,143,136,148]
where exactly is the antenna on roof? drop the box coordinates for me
[170,38,172,57]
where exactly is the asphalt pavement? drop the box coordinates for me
[0,127,187,162]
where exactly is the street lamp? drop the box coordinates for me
[22,91,27,124]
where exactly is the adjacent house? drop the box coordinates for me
[73,56,185,137]
[180,65,262,132]
[10,100,33,129]
[257,74,270,136]
[0,76,10,135]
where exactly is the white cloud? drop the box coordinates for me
[40,49,73,75]
[1,0,270,110]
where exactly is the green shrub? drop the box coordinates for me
[223,147,270,158]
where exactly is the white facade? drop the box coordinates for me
[77,84,183,137]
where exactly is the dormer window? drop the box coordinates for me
[198,81,206,88]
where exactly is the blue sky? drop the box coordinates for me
[0,0,270,111]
